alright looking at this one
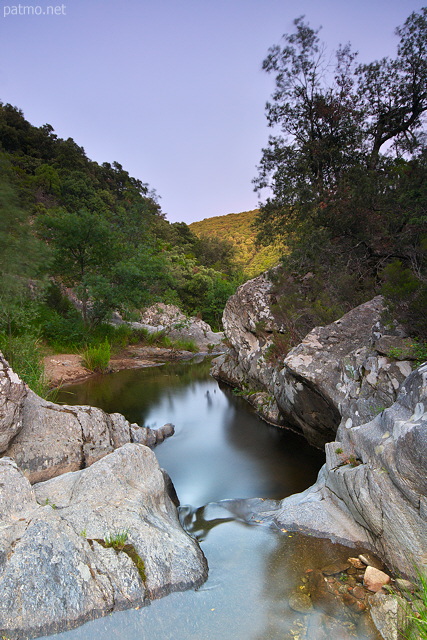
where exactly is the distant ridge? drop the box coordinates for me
[190,210,281,277]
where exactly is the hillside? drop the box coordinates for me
[190,210,282,277]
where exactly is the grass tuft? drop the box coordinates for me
[402,569,427,639]
[81,339,111,372]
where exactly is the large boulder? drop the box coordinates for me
[211,272,284,423]
[213,273,412,447]
[274,296,412,447]
[255,365,427,579]
[140,303,224,351]
[0,354,174,484]
[0,444,207,639]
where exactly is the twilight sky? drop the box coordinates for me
[0,0,424,223]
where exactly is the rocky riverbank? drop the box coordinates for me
[212,273,427,583]
[0,352,208,639]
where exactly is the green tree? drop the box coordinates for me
[254,9,427,336]
[37,208,118,324]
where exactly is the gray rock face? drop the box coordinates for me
[140,303,224,350]
[211,272,284,424]
[0,354,27,452]
[1,369,174,483]
[0,445,207,639]
[214,275,412,447]
[214,273,426,580]
[258,365,427,579]
[274,296,412,447]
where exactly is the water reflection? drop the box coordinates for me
[57,359,325,507]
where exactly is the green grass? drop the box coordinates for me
[0,332,53,399]
[144,330,197,352]
[171,338,198,352]
[403,570,427,639]
[104,530,129,550]
[81,340,111,372]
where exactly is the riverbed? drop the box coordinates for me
[44,358,380,640]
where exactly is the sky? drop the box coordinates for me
[0,0,424,224]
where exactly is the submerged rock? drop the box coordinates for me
[288,592,313,613]
[0,444,208,639]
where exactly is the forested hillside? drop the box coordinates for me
[190,210,282,277]
[0,103,241,389]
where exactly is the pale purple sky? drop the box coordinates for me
[0,0,424,223]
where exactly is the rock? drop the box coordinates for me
[274,296,412,447]
[0,359,175,483]
[348,557,365,569]
[211,272,285,426]
[364,566,391,592]
[368,592,409,640]
[322,561,351,575]
[155,422,175,443]
[352,585,367,600]
[253,365,427,580]
[306,613,357,640]
[215,279,412,447]
[0,444,207,639]
[140,304,224,351]
[1,383,173,483]
[308,569,354,620]
[395,578,417,593]
[359,552,384,571]
[288,592,313,613]
[0,353,27,452]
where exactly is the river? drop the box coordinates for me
[43,357,380,640]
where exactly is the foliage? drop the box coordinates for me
[388,339,427,368]
[81,340,111,372]
[254,9,427,339]
[190,210,282,277]
[104,530,129,550]
[0,331,50,398]
[401,569,427,639]
[0,100,239,355]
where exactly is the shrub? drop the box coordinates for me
[401,569,427,639]
[171,338,198,352]
[0,332,51,398]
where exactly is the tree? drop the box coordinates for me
[358,8,427,167]
[254,10,427,335]
[37,208,118,324]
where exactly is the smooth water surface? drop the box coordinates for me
[47,358,379,640]
[57,358,325,506]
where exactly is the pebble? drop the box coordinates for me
[288,592,313,613]
[322,561,351,575]
[348,557,365,569]
[352,585,366,600]
[358,553,384,571]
